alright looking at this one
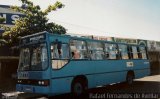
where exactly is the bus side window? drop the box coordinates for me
[71,48,80,59]
[118,44,129,59]
[105,43,118,59]
[88,42,104,60]
[70,40,88,59]
[139,46,147,59]
[131,46,139,59]
[51,43,69,69]
[51,43,69,59]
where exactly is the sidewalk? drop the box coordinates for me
[135,74,160,82]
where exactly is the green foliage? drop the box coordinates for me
[0,17,6,23]
[1,0,66,46]
[0,18,7,46]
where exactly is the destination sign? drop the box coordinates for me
[20,34,46,45]
[30,35,45,42]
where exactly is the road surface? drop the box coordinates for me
[2,75,160,99]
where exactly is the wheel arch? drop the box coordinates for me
[71,75,88,90]
[127,70,135,79]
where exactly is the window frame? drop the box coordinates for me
[50,42,70,70]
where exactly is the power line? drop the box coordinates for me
[51,19,108,33]
[51,19,128,38]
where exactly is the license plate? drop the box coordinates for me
[24,86,33,92]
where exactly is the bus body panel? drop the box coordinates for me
[51,60,150,79]
[49,59,150,95]
[134,69,150,79]
[50,77,73,95]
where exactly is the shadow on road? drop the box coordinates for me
[48,81,160,99]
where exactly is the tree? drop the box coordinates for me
[0,17,6,46]
[0,17,6,23]
[0,0,66,46]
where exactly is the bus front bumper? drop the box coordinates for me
[16,84,50,95]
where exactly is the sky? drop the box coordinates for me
[1,0,160,41]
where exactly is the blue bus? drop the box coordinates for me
[16,31,150,96]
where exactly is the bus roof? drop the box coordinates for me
[21,31,48,39]
[20,31,145,47]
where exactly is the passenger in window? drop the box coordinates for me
[105,52,109,59]
[90,50,96,59]
[72,49,80,59]
[138,53,142,59]
[71,52,75,58]
[95,51,104,60]
[109,51,117,59]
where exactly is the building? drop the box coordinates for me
[0,5,24,34]
[0,5,24,84]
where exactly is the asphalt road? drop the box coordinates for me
[3,75,160,99]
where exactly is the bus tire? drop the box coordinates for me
[71,77,87,96]
[126,72,134,85]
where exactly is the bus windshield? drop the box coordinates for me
[18,43,48,71]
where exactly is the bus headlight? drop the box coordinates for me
[17,80,22,83]
[38,81,44,85]
[38,80,49,86]
[41,81,44,85]
[38,81,42,85]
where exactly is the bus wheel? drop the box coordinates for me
[126,73,134,85]
[71,79,87,96]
